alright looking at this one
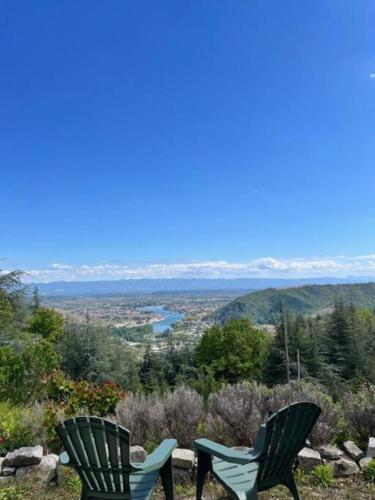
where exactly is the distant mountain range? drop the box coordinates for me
[33,276,374,297]
[212,282,375,324]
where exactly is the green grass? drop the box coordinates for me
[311,464,334,488]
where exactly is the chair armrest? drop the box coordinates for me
[135,439,177,472]
[194,439,258,465]
[59,451,70,465]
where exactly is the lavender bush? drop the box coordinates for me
[267,381,340,445]
[206,382,271,446]
[344,385,375,449]
[116,386,205,448]
[115,393,166,446]
[163,386,205,447]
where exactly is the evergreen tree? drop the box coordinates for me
[324,299,357,380]
[32,286,41,311]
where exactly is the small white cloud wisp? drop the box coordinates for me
[10,254,375,282]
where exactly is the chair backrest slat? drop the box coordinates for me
[90,417,115,492]
[62,418,99,490]
[118,425,131,494]
[56,417,134,496]
[256,402,321,487]
[74,417,107,492]
[106,421,124,493]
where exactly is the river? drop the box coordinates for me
[140,305,185,333]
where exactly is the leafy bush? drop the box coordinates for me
[0,339,60,405]
[206,382,271,446]
[311,464,334,487]
[163,386,205,447]
[0,408,33,455]
[267,381,340,446]
[364,459,375,482]
[46,370,125,415]
[0,402,62,455]
[344,385,375,449]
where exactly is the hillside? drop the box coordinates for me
[212,282,375,324]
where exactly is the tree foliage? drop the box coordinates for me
[28,307,64,341]
[195,319,268,386]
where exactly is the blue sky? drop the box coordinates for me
[1,1,375,281]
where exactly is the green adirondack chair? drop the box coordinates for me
[194,401,321,500]
[55,416,177,500]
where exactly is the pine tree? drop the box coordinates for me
[324,299,356,380]
[32,286,41,311]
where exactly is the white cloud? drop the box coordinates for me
[370,73,375,79]
[12,254,375,282]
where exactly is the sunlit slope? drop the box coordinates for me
[212,282,375,324]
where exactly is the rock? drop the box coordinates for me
[130,446,147,463]
[331,455,360,477]
[317,445,344,460]
[306,439,312,448]
[359,457,373,470]
[297,447,321,473]
[3,445,43,467]
[367,437,375,458]
[173,467,195,485]
[343,441,363,462]
[0,457,15,477]
[172,449,195,470]
[15,454,59,485]
[1,466,16,476]
[0,475,14,485]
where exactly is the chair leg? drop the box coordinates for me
[80,488,88,500]
[160,457,174,500]
[283,472,301,500]
[196,451,212,500]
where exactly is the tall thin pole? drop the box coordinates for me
[297,349,301,381]
[283,311,290,383]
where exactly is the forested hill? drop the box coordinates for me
[212,282,375,324]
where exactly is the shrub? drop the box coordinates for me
[344,385,375,449]
[311,464,334,487]
[267,381,340,446]
[116,393,166,446]
[163,386,205,447]
[116,387,205,448]
[46,370,125,415]
[0,409,33,455]
[205,381,338,447]
[206,382,271,446]
[0,339,59,405]
[364,459,375,483]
